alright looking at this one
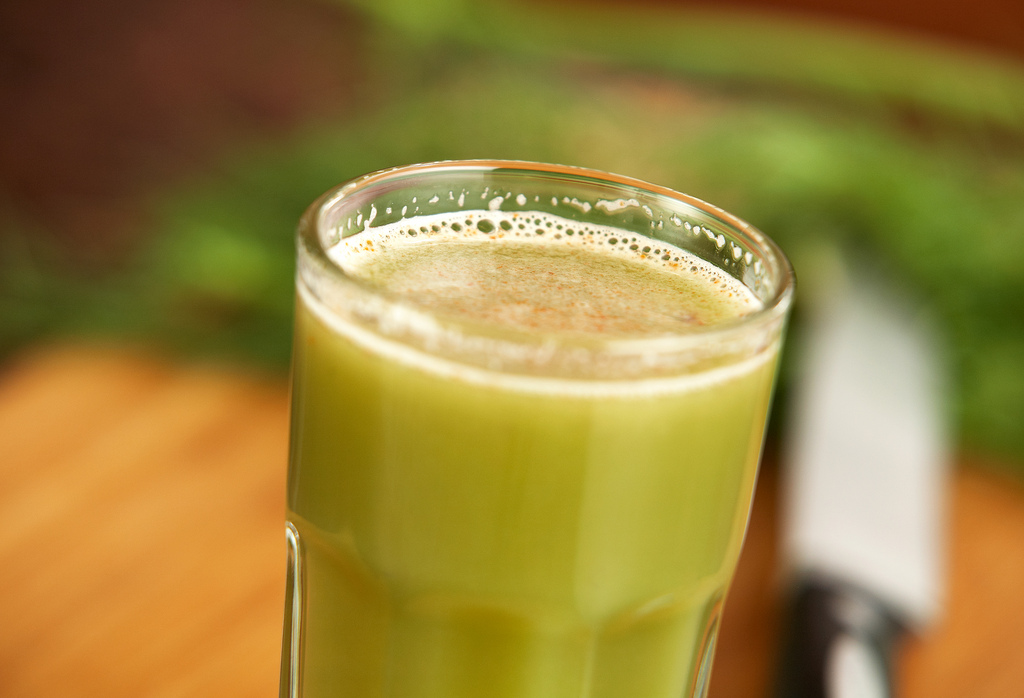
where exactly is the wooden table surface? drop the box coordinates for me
[2,345,1023,697]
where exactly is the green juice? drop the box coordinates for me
[286,209,781,698]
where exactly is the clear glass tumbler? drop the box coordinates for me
[281,161,793,698]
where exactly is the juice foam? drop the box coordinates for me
[331,210,760,337]
[302,210,770,397]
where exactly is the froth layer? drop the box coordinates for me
[299,282,777,397]
[331,210,760,339]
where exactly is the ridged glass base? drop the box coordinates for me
[280,522,725,698]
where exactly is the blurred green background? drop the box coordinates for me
[2,0,1023,468]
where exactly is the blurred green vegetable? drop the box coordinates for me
[2,2,1023,468]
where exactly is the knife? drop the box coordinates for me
[777,264,949,698]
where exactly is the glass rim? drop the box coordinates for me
[297,159,794,368]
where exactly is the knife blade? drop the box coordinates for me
[777,265,949,698]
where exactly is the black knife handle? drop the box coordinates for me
[776,580,904,698]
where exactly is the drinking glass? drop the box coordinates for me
[281,161,793,698]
